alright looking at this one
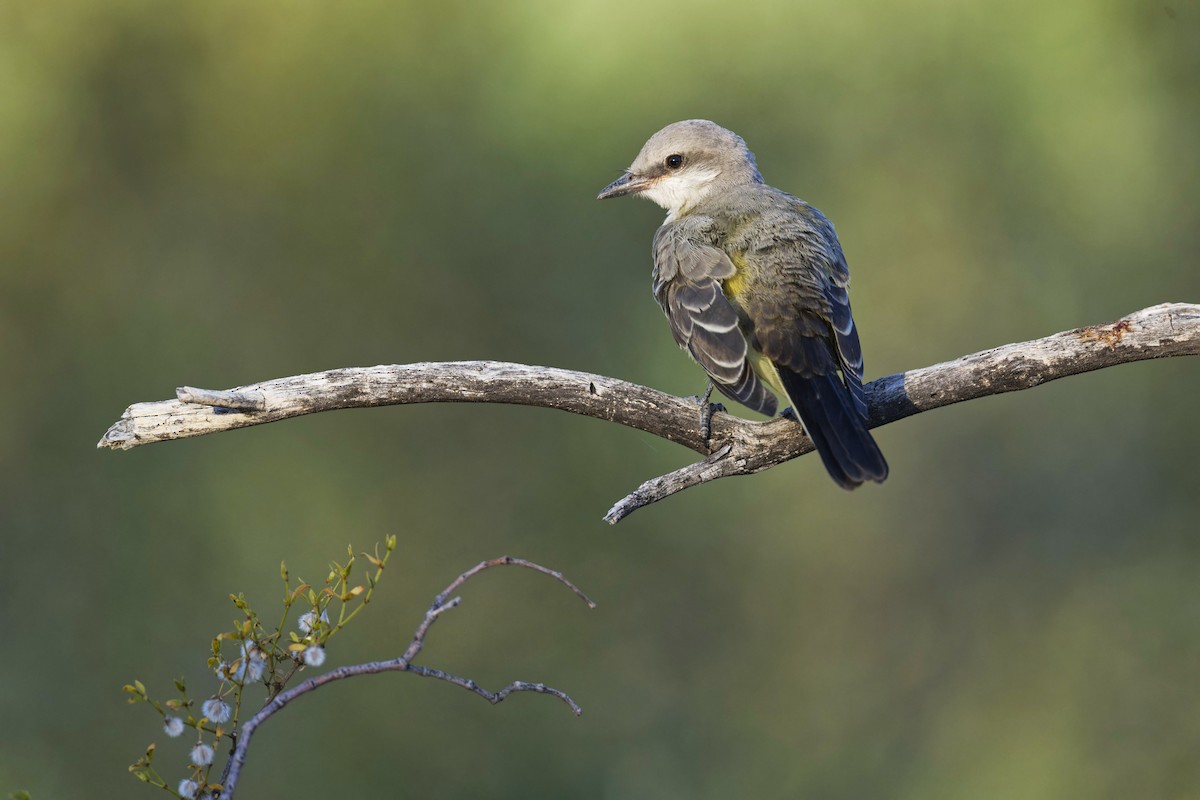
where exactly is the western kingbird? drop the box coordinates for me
[597,119,888,489]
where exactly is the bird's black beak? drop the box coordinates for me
[596,171,653,200]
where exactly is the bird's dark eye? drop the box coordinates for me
[665,154,684,169]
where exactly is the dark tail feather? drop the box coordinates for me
[777,369,888,490]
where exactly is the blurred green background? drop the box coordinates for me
[3,0,1199,797]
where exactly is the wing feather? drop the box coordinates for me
[652,223,777,416]
[824,275,868,419]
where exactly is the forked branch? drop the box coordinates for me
[99,302,1200,523]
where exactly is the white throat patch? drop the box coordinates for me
[642,167,721,221]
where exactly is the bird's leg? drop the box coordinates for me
[695,380,725,443]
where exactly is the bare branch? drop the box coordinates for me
[403,665,584,716]
[99,302,1200,523]
[218,556,592,799]
[402,555,596,667]
[603,446,740,525]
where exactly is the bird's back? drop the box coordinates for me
[687,185,850,376]
[682,185,888,487]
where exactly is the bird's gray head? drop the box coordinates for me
[596,119,763,218]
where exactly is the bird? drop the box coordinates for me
[596,119,888,489]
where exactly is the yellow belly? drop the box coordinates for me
[722,252,784,398]
[747,347,785,397]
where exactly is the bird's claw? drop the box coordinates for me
[699,401,726,443]
[696,381,725,443]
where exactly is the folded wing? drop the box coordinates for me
[652,225,777,416]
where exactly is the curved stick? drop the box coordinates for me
[98,303,1200,523]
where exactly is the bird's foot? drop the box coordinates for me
[695,381,725,443]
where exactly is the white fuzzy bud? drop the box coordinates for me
[200,698,231,724]
[302,646,326,667]
[190,743,215,766]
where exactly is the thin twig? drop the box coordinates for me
[402,556,595,668]
[403,665,584,715]
[217,556,593,799]
[98,302,1200,523]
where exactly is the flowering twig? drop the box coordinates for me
[218,556,592,799]
[126,544,592,799]
[127,539,400,797]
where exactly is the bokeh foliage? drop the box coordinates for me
[2,0,1198,797]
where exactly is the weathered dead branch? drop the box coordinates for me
[98,303,1200,523]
